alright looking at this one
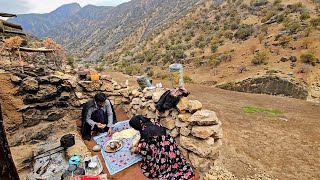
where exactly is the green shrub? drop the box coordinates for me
[273,0,282,5]
[251,0,268,6]
[224,30,234,39]
[300,13,310,21]
[66,56,75,69]
[211,45,219,53]
[310,17,320,27]
[235,25,254,40]
[251,51,269,65]
[287,2,303,13]
[300,52,317,65]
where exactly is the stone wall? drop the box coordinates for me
[1,66,222,176]
[121,88,223,174]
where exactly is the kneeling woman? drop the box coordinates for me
[129,115,195,180]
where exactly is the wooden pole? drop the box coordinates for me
[0,104,20,179]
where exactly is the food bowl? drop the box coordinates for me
[104,139,123,153]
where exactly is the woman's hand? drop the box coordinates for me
[107,127,112,136]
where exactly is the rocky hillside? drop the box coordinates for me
[103,0,320,102]
[8,3,82,37]
[8,0,206,62]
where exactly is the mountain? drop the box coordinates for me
[8,0,205,62]
[8,3,82,37]
[103,0,320,101]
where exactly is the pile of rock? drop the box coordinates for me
[121,87,223,174]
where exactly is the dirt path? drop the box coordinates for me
[105,71,320,180]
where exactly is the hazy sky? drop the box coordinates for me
[0,0,130,14]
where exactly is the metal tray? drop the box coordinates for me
[103,139,123,153]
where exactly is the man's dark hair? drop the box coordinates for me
[94,93,106,103]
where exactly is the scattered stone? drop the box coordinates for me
[289,56,297,62]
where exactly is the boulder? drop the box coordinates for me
[131,89,143,97]
[208,139,222,159]
[37,76,50,84]
[180,127,191,136]
[188,100,202,113]
[289,56,297,62]
[188,109,220,125]
[189,152,212,172]
[160,117,176,130]
[178,113,192,122]
[180,136,215,157]
[191,125,221,139]
[148,103,156,112]
[176,97,189,112]
[131,98,142,105]
[152,90,166,102]
[10,75,22,84]
[144,90,154,99]
[100,81,114,92]
[36,85,58,102]
[49,75,63,85]
[78,81,101,92]
[146,111,157,119]
[175,119,189,127]
[119,89,130,97]
[22,109,42,127]
[44,108,65,121]
[170,128,179,138]
[21,77,39,92]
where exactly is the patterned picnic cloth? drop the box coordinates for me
[93,120,142,175]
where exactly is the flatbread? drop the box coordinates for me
[132,134,141,146]
[112,128,138,140]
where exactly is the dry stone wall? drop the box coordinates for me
[2,66,222,175]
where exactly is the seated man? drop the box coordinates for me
[81,93,117,140]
